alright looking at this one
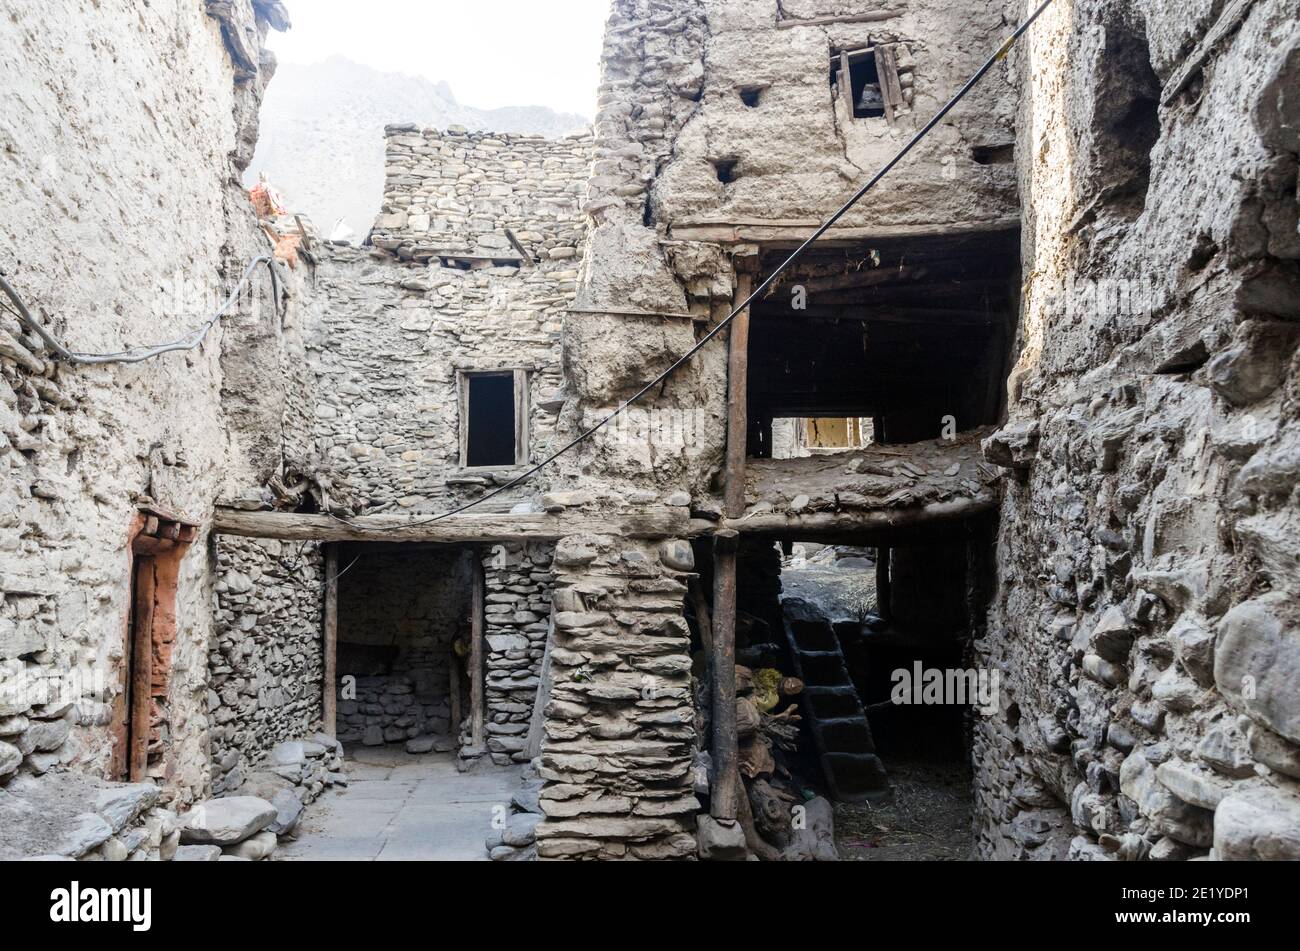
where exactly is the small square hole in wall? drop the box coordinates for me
[832,50,885,119]
[712,158,740,184]
[739,86,765,108]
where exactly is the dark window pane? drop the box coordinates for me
[466,374,516,467]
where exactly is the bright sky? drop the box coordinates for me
[269,0,610,116]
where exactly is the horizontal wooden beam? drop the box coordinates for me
[716,493,999,541]
[214,491,998,546]
[212,507,701,544]
[775,11,900,29]
[667,217,1021,247]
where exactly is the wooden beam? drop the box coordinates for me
[710,529,740,822]
[470,555,486,751]
[212,507,694,543]
[776,10,900,28]
[322,545,338,737]
[212,498,997,545]
[668,216,1022,246]
[724,267,755,519]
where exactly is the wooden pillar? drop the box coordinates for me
[723,266,755,520]
[128,558,156,783]
[470,553,486,750]
[713,257,757,821]
[322,544,338,737]
[711,529,740,821]
[876,546,893,623]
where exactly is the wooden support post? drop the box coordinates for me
[711,529,741,821]
[449,651,462,742]
[128,559,156,783]
[322,545,338,737]
[724,266,755,519]
[470,554,486,751]
[876,546,893,623]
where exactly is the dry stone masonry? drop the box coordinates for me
[1,0,1298,866]
[210,537,325,793]
[477,543,556,766]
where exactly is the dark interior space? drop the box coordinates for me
[832,49,885,119]
[465,372,516,467]
[746,229,1021,455]
[333,543,472,748]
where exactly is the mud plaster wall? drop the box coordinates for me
[0,0,305,804]
[556,0,1020,505]
[975,0,1300,860]
[210,537,324,795]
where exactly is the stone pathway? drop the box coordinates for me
[277,747,524,861]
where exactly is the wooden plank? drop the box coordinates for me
[322,545,338,737]
[668,216,1022,246]
[1162,0,1257,105]
[212,507,696,543]
[776,10,900,28]
[129,558,156,783]
[513,368,530,466]
[449,651,462,742]
[724,268,755,520]
[710,529,740,821]
[470,555,486,751]
[525,609,555,760]
[838,49,855,127]
[876,546,893,623]
[457,371,469,469]
[875,43,904,127]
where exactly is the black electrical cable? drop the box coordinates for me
[0,255,281,365]
[322,0,1056,535]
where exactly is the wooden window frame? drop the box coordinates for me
[457,368,529,470]
[833,44,904,127]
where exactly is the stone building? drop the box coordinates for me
[0,0,1297,863]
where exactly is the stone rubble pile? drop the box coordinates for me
[485,762,545,861]
[339,675,452,748]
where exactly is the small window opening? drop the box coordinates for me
[739,86,765,108]
[832,51,885,119]
[971,143,1015,165]
[464,372,517,468]
[712,158,740,184]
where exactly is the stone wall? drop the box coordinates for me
[372,127,593,263]
[975,0,1300,861]
[534,535,698,860]
[478,543,555,765]
[303,127,593,514]
[334,546,469,746]
[210,537,325,794]
[304,244,570,512]
[555,0,1020,502]
[0,0,300,805]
